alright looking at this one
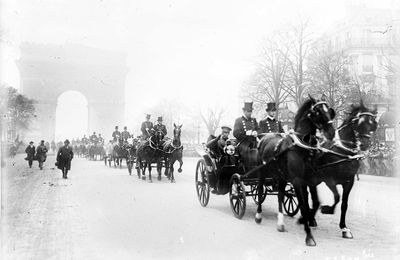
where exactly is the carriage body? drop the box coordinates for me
[195,139,299,218]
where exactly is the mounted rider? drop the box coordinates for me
[259,102,284,134]
[81,135,89,145]
[90,131,99,145]
[112,126,121,142]
[121,126,131,142]
[141,114,153,140]
[233,102,259,168]
[98,133,104,145]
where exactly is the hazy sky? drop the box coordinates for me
[0,0,395,129]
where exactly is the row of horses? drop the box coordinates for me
[77,124,184,183]
[247,96,377,246]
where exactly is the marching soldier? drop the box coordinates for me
[121,126,131,141]
[259,102,284,133]
[233,102,259,167]
[112,126,121,142]
[141,114,153,140]
[25,141,36,168]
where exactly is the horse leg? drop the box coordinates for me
[320,182,340,215]
[308,185,320,227]
[276,179,286,231]
[148,163,153,183]
[177,158,183,173]
[157,161,162,181]
[170,162,175,183]
[255,174,264,224]
[340,179,355,239]
[293,178,316,246]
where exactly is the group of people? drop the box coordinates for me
[360,143,397,177]
[24,140,49,170]
[207,101,283,160]
[25,139,73,179]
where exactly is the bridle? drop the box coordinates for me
[308,101,334,129]
[335,111,376,153]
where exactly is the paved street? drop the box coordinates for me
[2,154,400,259]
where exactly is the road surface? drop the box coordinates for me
[2,154,400,259]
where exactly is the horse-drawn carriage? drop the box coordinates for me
[195,97,378,246]
[195,138,299,219]
[105,138,139,174]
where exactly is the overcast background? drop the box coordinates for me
[0,0,395,133]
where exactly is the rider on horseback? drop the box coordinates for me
[112,126,121,142]
[121,126,131,141]
[141,114,153,140]
[90,132,99,145]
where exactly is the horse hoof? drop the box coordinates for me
[255,218,262,224]
[321,205,334,214]
[305,235,316,246]
[157,176,161,181]
[148,179,153,183]
[309,219,318,227]
[142,176,146,180]
[171,179,175,183]
[178,168,182,173]
[342,229,353,239]
[277,225,286,232]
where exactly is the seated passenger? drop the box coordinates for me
[206,126,232,159]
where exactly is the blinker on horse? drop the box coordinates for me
[256,96,336,246]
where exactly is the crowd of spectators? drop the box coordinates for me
[359,142,397,177]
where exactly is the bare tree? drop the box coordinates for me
[244,34,291,116]
[284,19,313,107]
[200,107,224,136]
[307,48,354,121]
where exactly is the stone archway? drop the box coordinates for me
[17,43,128,143]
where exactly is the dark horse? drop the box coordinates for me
[163,124,183,183]
[136,130,164,182]
[112,139,126,168]
[256,97,336,246]
[306,102,377,239]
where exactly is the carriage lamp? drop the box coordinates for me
[225,145,235,155]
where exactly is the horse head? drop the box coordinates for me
[339,101,378,151]
[295,95,336,141]
[173,123,182,146]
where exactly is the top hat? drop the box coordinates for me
[242,102,254,112]
[266,102,277,112]
[157,116,163,122]
[221,126,232,131]
[115,126,118,129]
[146,114,151,119]
[64,139,70,144]
[40,140,45,143]
[124,126,127,129]
[29,141,34,144]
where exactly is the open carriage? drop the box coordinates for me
[195,139,299,219]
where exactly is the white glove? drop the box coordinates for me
[246,130,252,136]
[252,131,258,137]
[146,128,149,131]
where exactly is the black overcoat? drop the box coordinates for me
[56,146,74,171]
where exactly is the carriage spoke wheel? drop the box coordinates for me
[229,174,246,219]
[283,183,299,217]
[250,184,267,205]
[195,159,210,207]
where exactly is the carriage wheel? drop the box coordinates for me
[195,159,210,207]
[250,184,267,205]
[229,174,246,219]
[283,183,299,217]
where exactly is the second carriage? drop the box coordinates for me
[195,139,299,219]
